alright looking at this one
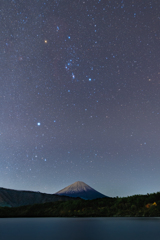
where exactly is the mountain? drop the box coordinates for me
[0,181,107,207]
[0,187,76,207]
[55,181,107,200]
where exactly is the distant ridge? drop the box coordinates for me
[55,181,107,200]
[0,181,107,207]
[0,187,76,207]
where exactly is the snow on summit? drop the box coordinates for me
[56,181,92,194]
[55,181,107,200]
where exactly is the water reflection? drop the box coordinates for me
[0,218,160,240]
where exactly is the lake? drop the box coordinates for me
[0,218,160,240]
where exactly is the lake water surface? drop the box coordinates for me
[0,217,160,240]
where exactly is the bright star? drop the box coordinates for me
[72,73,75,79]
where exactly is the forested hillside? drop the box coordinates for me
[1,192,160,217]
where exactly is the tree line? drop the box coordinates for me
[0,191,160,217]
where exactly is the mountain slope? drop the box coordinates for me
[55,181,107,200]
[0,187,76,207]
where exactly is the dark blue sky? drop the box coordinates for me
[0,0,160,197]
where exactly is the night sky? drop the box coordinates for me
[0,0,160,197]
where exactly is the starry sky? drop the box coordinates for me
[0,0,160,197]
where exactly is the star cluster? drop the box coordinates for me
[0,0,160,197]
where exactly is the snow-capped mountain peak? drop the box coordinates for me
[57,181,92,194]
[55,181,107,200]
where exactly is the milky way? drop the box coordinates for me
[0,0,160,197]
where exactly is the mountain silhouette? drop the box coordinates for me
[0,187,75,207]
[55,181,107,200]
